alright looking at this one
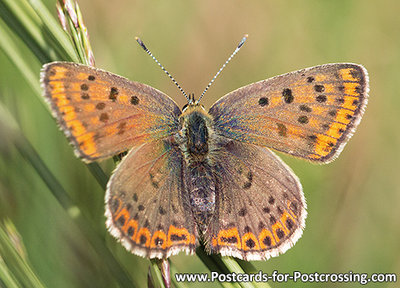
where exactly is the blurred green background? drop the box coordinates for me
[1,0,399,287]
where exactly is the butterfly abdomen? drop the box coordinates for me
[187,164,216,230]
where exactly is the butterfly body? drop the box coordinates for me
[41,61,368,260]
[165,104,217,231]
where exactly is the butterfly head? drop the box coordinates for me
[181,93,205,112]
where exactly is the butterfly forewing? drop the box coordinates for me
[206,140,306,261]
[105,139,197,258]
[209,63,369,163]
[41,62,181,161]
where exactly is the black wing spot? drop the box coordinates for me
[130,95,139,105]
[127,227,135,237]
[238,208,247,217]
[99,113,109,122]
[263,207,270,213]
[258,97,269,106]
[96,102,106,110]
[316,95,327,103]
[298,115,309,124]
[299,105,312,112]
[109,87,119,101]
[282,88,294,103]
[314,84,325,92]
[245,238,255,248]
[328,110,337,117]
[268,196,275,205]
[263,236,272,246]
[276,228,285,239]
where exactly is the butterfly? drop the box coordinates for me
[40,36,368,261]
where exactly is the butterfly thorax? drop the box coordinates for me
[176,104,217,230]
[177,104,215,164]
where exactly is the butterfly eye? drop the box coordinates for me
[182,103,189,111]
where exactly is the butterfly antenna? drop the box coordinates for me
[197,34,248,104]
[135,37,190,102]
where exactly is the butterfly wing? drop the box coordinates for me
[105,139,197,258]
[41,62,181,161]
[205,140,306,261]
[209,63,369,163]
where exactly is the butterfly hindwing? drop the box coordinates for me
[41,62,181,161]
[105,139,197,258]
[205,139,306,261]
[209,63,368,163]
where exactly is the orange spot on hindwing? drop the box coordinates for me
[136,227,151,247]
[258,229,276,249]
[242,232,260,251]
[216,228,241,250]
[271,221,288,243]
[280,211,296,232]
[167,226,191,247]
[151,231,167,249]
[114,207,130,229]
[125,219,138,241]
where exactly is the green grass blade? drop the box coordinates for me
[0,220,46,288]
[0,0,54,63]
[221,257,271,288]
[0,0,79,63]
[196,246,230,274]
[196,247,239,288]
[87,162,109,190]
[0,18,41,95]
[149,260,166,288]
[196,247,272,287]
[28,0,79,62]
[0,258,20,288]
